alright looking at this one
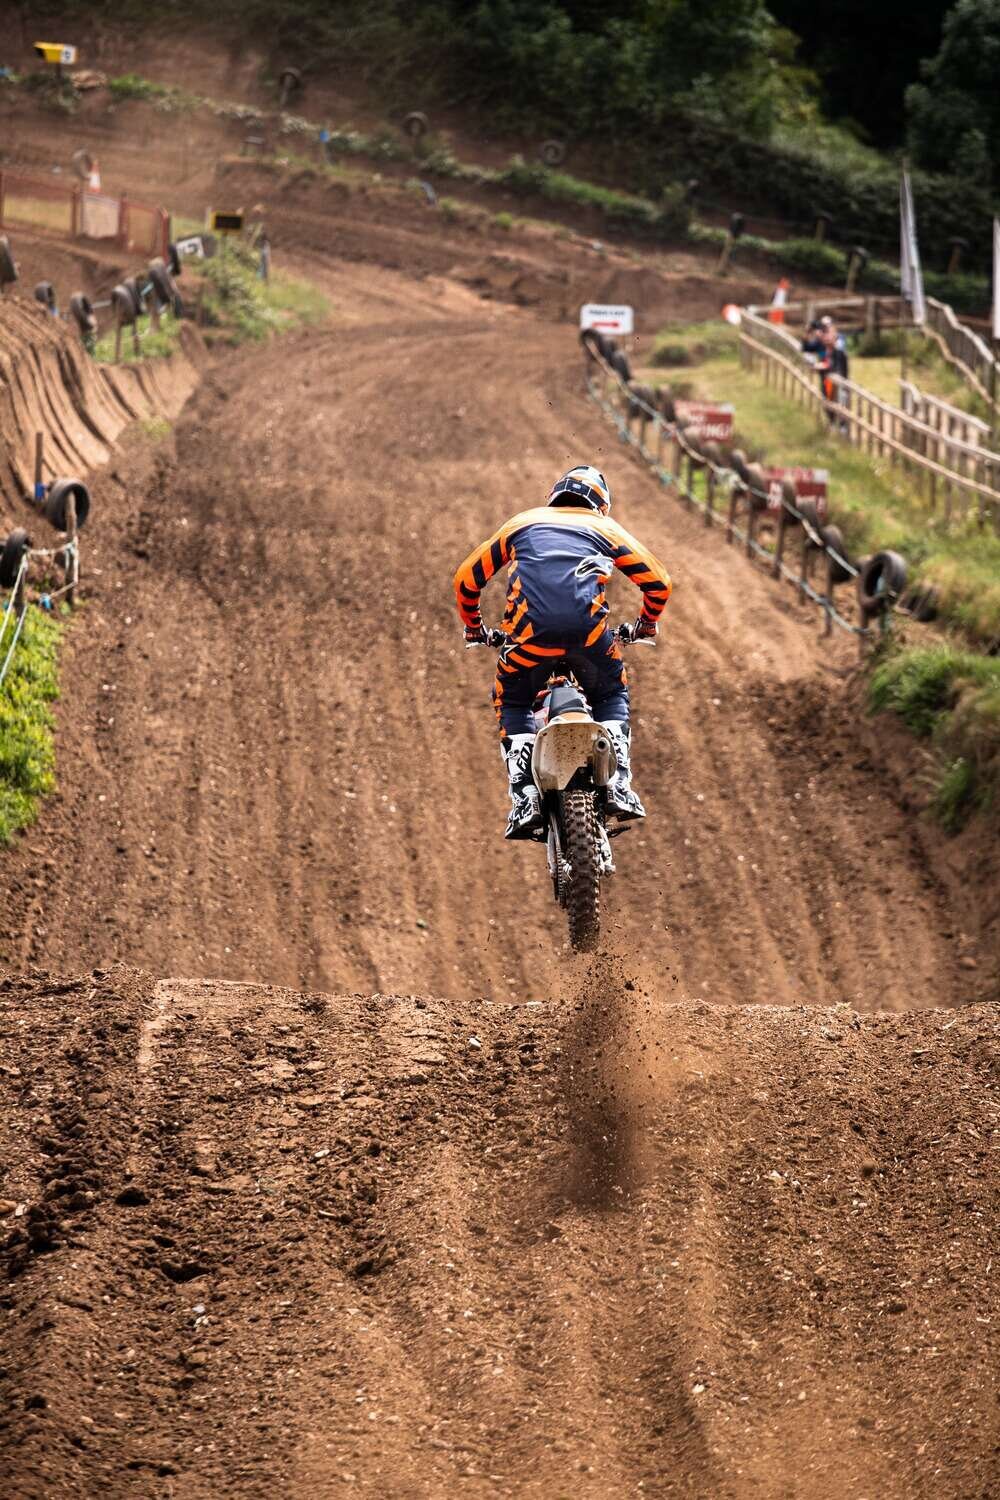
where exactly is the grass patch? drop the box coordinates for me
[200,240,328,343]
[0,604,62,843]
[868,644,1000,829]
[851,336,994,426]
[93,311,184,363]
[107,73,170,103]
[650,323,1000,642]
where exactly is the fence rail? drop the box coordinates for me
[924,296,998,407]
[739,310,1000,530]
[0,168,169,258]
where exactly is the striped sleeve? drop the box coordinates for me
[453,525,511,630]
[608,523,672,624]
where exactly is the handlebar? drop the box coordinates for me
[466,624,656,651]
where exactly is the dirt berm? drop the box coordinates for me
[0,297,205,518]
[0,964,996,1499]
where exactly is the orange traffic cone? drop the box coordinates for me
[767,276,790,324]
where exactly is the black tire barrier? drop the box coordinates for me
[580,327,609,361]
[68,291,97,335]
[819,524,853,584]
[857,550,907,617]
[403,111,429,140]
[0,235,17,285]
[111,284,138,325]
[627,383,657,421]
[34,281,56,311]
[122,275,144,315]
[780,477,799,514]
[71,148,94,181]
[798,497,825,533]
[610,348,631,382]
[0,529,31,587]
[539,140,566,167]
[744,462,768,510]
[147,257,176,306]
[42,478,91,533]
[901,583,939,623]
[729,447,750,482]
[167,241,182,278]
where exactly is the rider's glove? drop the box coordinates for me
[465,624,505,649]
[622,616,658,644]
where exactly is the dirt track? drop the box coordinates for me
[0,240,993,1005]
[1,966,996,1498]
[1,178,999,1495]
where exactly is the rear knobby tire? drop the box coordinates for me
[561,789,601,952]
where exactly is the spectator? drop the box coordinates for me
[801,318,825,358]
[817,319,850,430]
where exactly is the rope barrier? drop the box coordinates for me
[583,347,873,643]
[0,554,30,690]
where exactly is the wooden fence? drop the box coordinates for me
[738,310,1000,530]
[924,296,997,407]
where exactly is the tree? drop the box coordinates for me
[771,0,950,145]
[907,0,1000,188]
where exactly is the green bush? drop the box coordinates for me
[868,643,1000,828]
[0,605,62,843]
[494,157,689,241]
[201,241,281,341]
[108,73,167,102]
[649,108,998,267]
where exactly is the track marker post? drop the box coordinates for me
[65,491,78,608]
[772,501,789,580]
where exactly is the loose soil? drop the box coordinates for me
[0,63,998,1499]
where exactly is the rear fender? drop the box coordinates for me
[532,716,616,793]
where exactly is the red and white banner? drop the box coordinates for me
[675,400,734,442]
[761,466,828,519]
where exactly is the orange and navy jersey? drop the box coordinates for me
[454,505,671,646]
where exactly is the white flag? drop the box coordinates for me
[993,217,1000,342]
[900,169,926,326]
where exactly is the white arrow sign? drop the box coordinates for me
[580,303,634,335]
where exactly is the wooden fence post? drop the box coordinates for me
[65,491,77,608]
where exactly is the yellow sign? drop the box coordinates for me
[34,43,78,65]
[209,210,244,235]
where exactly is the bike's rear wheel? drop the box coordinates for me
[560,789,601,951]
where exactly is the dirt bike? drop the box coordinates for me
[492,624,649,952]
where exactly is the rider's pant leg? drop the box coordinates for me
[565,629,630,723]
[493,649,548,746]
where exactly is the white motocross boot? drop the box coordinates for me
[502,734,543,840]
[600,721,646,821]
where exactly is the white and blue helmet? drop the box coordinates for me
[548,465,612,515]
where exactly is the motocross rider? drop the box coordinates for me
[454,465,671,839]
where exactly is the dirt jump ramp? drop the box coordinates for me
[0,964,995,1498]
[0,299,205,514]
